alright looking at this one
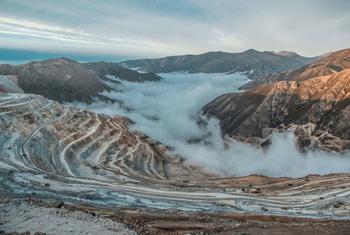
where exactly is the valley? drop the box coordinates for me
[1,1,350,234]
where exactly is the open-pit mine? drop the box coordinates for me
[1,93,350,234]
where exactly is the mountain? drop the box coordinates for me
[119,49,316,80]
[83,61,161,82]
[240,48,350,90]
[0,58,111,103]
[202,50,350,152]
[0,58,161,103]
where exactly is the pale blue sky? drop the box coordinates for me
[0,0,349,58]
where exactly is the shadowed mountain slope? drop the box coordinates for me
[14,58,111,103]
[0,58,162,103]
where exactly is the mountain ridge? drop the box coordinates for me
[119,49,317,80]
[83,61,161,82]
[240,48,350,90]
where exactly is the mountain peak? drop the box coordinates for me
[41,57,78,64]
[243,48,260,54]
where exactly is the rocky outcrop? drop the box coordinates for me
[240,48,350,90]
[120,49,316,80]
[202,68,350,152]
[83,61,161,82]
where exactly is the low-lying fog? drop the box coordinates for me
[70,73,350,178]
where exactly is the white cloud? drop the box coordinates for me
[69,73,350,178]
[0,15,192,57]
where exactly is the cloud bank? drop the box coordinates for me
[70,73,350,178]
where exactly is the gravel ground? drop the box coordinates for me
[0,199,137,235]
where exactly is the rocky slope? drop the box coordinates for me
[240,48,350,90]
[1,199,137,235]
[203,67,350,152]
[0,93,209,191]
[120,49,316,80]
[0,58,162,103]
[83,61,161,82]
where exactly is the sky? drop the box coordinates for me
[0,0,349,59]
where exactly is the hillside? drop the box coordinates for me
[203,62,350,152]
[0,58,161,103]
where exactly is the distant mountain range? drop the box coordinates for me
[83,61,161,82]
[0,48,128,62]
[0,48,318,104]
[202,48,350,152]
[119,49,318,80]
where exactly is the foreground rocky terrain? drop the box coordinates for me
[203,49,350,152]
[0,198,137,235]
[1,93,350,234]
[3,196,350,235]
[120,49,316,80]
